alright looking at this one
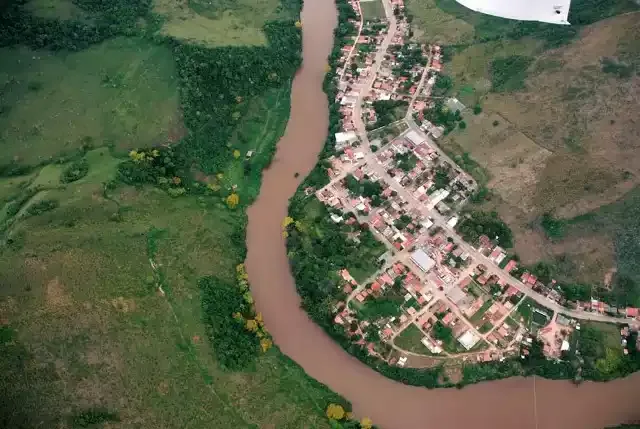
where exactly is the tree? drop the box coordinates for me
[226,193,239,209]
[458,120,467,130]
[233,149,241,159]
[473,104,482,114]
[245,319,258,332]
[260,338,273,352]
[326,404,346,420]
[360,417,373,429]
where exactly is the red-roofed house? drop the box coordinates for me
[442,312,455,326]
[527,275,537,286]
[626,308,639,318]
[505,285,519,296]
[380,273,393,285]
[371,282,382,293]
[459,277,472,289]
[504,260,518,273]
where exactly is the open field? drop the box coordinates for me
[360,0,385,21]
[154,0,295,47]
[25,0,88,21]
[442,112,552,215]
[0,38,180,167]
[405,0,474,45]
[446,38,542,105]
[394,324,434,354]
[0,153,340,428]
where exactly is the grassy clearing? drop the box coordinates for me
[515,298,552,329]
[154,0,295,47]
[394,324,434,355]
[225,85,291,200]
[0,162,340,427]
[25,0,89,21]
[478,321,493,334]
[405,0,474,45]
[447,39,542,104]
[0,38,180,167]
[441,111,552,214]
[360,0,385,21]
[562,187,640,306]
[468,299,493,325]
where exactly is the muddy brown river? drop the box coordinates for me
[245,0,640,427]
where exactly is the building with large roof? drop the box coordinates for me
[410,248,435,272]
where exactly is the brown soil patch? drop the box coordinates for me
[45,277,72,309]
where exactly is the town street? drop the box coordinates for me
[353,0,397,143]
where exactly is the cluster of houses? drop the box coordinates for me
[316,0,640,368]
[471,233,640,321]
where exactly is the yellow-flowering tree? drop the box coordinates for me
[360,417,373,429]
[282,216,294,229]
[294,20,302,28]
[325,404,345,421]
[233,149,241,159]
[226,193,239,209]
[245,319,258,332]
[260,338,272,352]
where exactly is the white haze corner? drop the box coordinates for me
[454,0,572,25]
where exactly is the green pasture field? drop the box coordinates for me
[0,37,180,167]
[360,0,385,21]
[394,324,435,355]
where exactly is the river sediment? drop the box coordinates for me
[245,0,640,427]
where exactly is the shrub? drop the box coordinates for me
[60,159,89,183]
[490,55,534,92]
[26,199,59,216]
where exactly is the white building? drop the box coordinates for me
[335,131,358,148]
[458,330,481,350]
[446,216,459,228]
[405,129,425,146]
[426,188,450,210]
[410,248,436,272]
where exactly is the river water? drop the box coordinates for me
[245,0,640,427]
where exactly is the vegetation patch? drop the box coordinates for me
[457,210,513,248]
[360,0,385,21]
[394,324,433,354]
[0,39,180,167]
[489,55,534,92]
